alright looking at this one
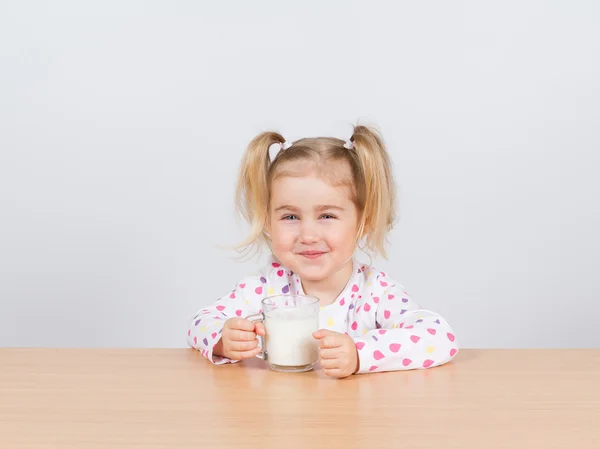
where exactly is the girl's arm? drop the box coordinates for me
[353,287,459,374]
[187,275,266,364]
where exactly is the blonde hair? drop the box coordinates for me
[235,125,397,259]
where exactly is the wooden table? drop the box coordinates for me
[1,349,599,448]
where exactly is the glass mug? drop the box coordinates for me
[246,295,320,373]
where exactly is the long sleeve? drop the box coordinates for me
[186,275,267,364]
[187,258,459,374]
[351,281,459,374]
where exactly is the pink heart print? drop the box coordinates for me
[352,284,359,292]
[389,343,401,352]
[356,342,365,350]
[384,310,391,319]
[373,350,385,360]
[255,286,263,295]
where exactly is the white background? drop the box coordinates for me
[1,1,599,348]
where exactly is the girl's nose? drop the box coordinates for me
[299,220,319,244]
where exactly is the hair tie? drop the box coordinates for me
[270,140,292,162]
[343,139,354,150]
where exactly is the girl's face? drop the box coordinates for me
[267,163,360,283]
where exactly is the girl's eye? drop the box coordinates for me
[282,215,298,220]
[321,214,336,219]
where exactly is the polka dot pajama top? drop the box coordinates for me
[187,258,459,374]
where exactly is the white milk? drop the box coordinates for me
[264,308,318,367]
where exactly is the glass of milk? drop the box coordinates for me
[246,295,320,373]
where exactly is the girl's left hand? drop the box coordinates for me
[312,329,359,379]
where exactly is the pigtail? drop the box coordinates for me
[235,131,285,256]
[350,125,397,258]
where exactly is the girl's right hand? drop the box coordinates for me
[213,318,266,360]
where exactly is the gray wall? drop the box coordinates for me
[1,1,599,348]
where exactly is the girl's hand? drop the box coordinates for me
[213,318,266,360]
[313,329,360,378]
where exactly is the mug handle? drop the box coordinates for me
[245,312,267,360]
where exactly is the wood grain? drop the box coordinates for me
[1,349,599,448]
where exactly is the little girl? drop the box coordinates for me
[187,125,459,378]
